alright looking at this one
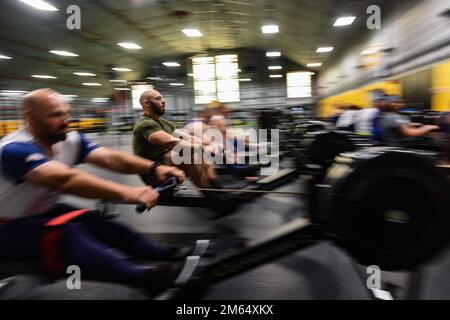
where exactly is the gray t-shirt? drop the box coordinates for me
[379,113,411,146]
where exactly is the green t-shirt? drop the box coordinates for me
[132,114,176,161]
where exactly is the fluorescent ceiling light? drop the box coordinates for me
[74,72,96,77]
[163,62,181,67]
[92,98,109,101]
[262,25,279,34]
[317,47,334,53]
[112,67,133,72]
[0,55,12,59]
[118,42,142,50]
[109,80,127,83]
[2,90,28,93]
[147,77,163,81]
[31,75,57,79]
[307,63,322,67]
[239,78,252,82]
[268,66,282,70]
[333,16,356,27]
[18,0,58,11]
[59,94,78,101]
[82,83,102,86]
[169,83,184,86]
[266,51,281,57]
[182,29,203,37]
[270,74,283,78]
[115,88,131,91]
[50,50,79,57]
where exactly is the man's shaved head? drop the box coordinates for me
[139,90,157,108]
[139,89,166,117]
[21,88,71,145]
[22,88,61,115]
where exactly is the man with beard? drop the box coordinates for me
[0,88,191,296]
[133,89,222,190]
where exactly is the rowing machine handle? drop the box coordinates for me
[136,176,179,213]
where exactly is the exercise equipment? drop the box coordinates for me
[151,147,450,299]
[317,147,450,270]
[2,145,450,300]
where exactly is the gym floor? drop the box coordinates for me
[14,133,450,300]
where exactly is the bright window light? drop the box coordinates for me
[18,0,58,11]
[266,51,281,57]
[317,47,334,53]
[333,16,356,27]
[192,55,240,104]
[163,62,181,67]
[287,72,312,98]
[82,83,102,86]
[268,66,282,70]
[262,25,279,34]
[31,75,57,79]
[112,67,133,72]
[270,75,283,78]
[118,42,142,50]
[50,50,79,57]
[182,29,203,37]
[74,72,96,77]
[307,63,322,67]
[0,55,12,59]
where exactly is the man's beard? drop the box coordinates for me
[48,126,68,143]
[151,102,165,116]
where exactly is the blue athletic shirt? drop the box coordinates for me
[0,128,100,219]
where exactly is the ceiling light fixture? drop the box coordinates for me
[31,75,57,79]
[50,50,79,57]
[74,72,96,77]
[269,74,283,78]
[0,55,12,60]
[112,67,133,72]
[268,66,282,70]
[82,83,102,86]
[182,29,203,37]
[307,63,322,67]
[118,42,142,50]
[266,51,281,57]
[333,16,356,27]
[169,83,184,86]
[163,62,181,67]
[18,0,58,11]
[262,25,279,34]
[316,47,334,53]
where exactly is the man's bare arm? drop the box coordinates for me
[85,147,154,174]
[25,160,159,207]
